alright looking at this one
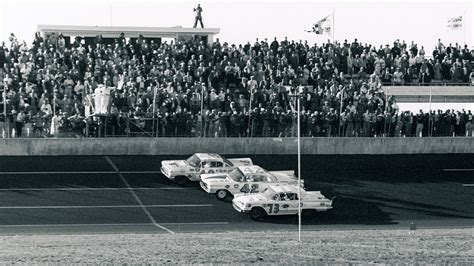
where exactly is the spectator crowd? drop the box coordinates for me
[0,31,473,138]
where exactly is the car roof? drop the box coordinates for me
[237,165,266,175]
[194,153,223,161]
[267,184,299,194]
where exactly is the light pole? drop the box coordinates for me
[2,86,6,138]
[200,86,204,137]
[152,85,157,137]
[429,87,433,136]
[339,88,344,137]
[297,87,302,242]
[290,86,303,242]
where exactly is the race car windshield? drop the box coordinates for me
[185,155,201,167]
[228,169,245,182]
[222,158,233,166]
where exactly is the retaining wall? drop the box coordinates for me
[0,137,473,156]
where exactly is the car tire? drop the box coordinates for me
[215,190,229,201]
[250,207,267,221]
[174,176,188,185]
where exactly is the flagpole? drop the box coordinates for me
[463,10,466,45]
[332,9,335,43]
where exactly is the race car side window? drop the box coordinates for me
[287,193,298,200]
[280,193,289,201]
[215,162,223,167]
[272,194,280,201]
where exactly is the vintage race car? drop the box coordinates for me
[160,153,253,184]
[232,184,332,221]
[200,165,303,200]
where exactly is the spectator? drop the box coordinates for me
[193,4,204,28]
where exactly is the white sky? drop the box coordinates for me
[0,0,472,53]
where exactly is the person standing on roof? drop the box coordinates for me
[193,4,204,28]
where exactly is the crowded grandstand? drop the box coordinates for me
[0,32,473,138]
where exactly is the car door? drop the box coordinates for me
[213,161,225,173]
[266,193,282,216]
[279,192,299,215]
[199,160,211,175]
[222,161,233,172]
[238,174,260,194]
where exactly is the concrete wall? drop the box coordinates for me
[0,137,473,156]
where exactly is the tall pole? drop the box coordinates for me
[463,10,466,45]
[429,87,433,136]
[332,9,335,43]
[3,87,6,138]
[339,88,343,137]
[297,90,301,243]
[53,91,56,116]
[152,86,157,137]
[384,88,389,137]
[200,86,204,137]
[248,88,253,137]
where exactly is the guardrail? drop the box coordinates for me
[0,137,473,156]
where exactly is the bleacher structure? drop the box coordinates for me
[383,86,474,103]
[37,24,220,46]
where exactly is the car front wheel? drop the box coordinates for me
[215,190,229,200]
[250,207,267,221]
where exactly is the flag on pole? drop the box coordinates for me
[447,15,463,31]
[306,15,332,35]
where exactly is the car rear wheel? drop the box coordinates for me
[250,207,267,221]
[174,176,188,185]
[215,190,229,200]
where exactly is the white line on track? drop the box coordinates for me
[462,184,474,187]
[0,187,194,191]
[442,169,474,172]
[105,156,175,234]
[0,222,229,227]
[0,204,213,209]
[0,171,162,175]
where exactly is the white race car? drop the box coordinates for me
[232,184,333,221]
[161,153,253,184]
[200,165,302,200]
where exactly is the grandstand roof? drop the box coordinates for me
[383,86,474,103]
[37,24,220,39]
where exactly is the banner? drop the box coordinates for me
[94,85,111,114]
[447,16,463,31]
[306,15,332,35]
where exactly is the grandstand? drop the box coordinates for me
[0,25,473,139]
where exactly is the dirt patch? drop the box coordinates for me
[0,229,472,264]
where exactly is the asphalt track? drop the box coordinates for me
[0,154,472,235]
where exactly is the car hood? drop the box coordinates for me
[233,193,267,203]
[161,160,188,168]
[228,158,253,166]
[270,170,298,182]
[200,173,229,184]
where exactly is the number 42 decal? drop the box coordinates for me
[240,184,259,193]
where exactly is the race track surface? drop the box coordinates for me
[0,154,472,235]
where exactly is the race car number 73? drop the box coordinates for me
[268,204,280,214]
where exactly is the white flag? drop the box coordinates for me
[447,16,463,31]
[306,15,333,35]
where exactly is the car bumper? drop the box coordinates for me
[199,181,217,194]
[160,167,173,180]
[232,202,249,213]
